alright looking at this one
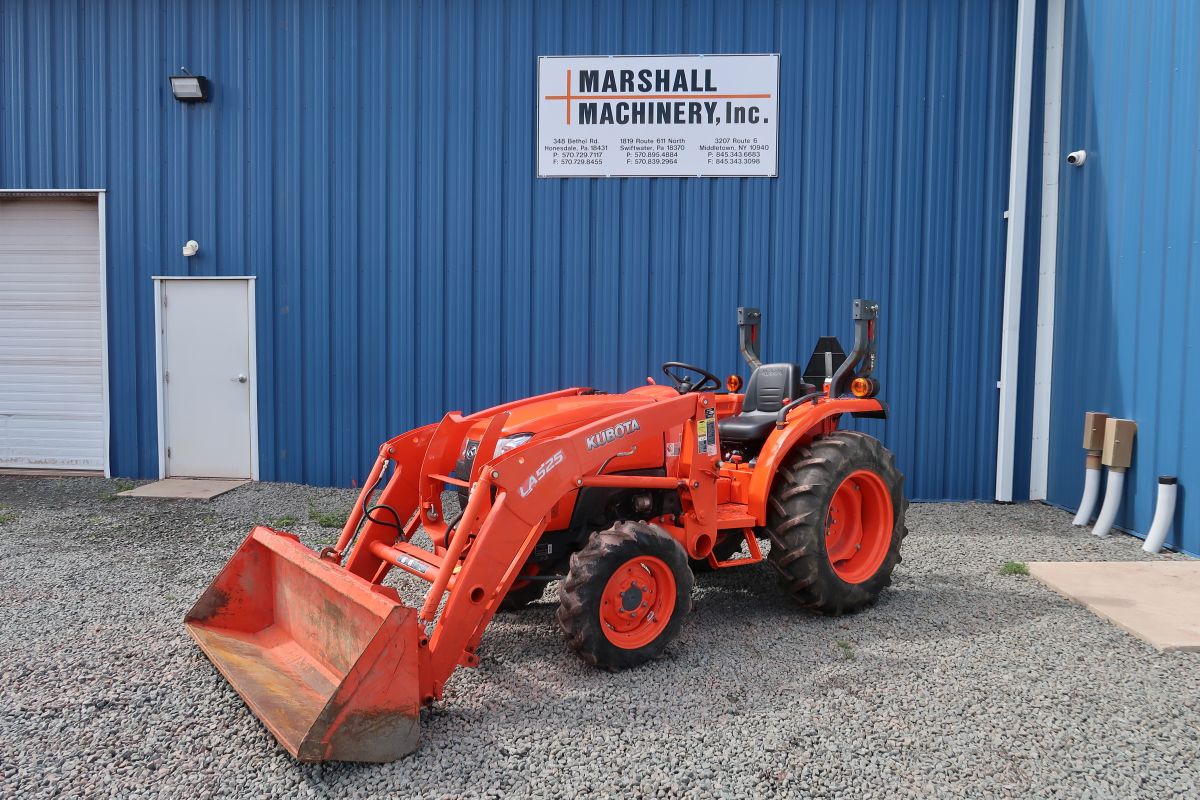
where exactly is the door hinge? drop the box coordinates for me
[162,294,168,307]
[167,447,171,458]
[164,371,169,383]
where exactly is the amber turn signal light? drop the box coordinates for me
[726,374,743,392]
[850,377,879,398]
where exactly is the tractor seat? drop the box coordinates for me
[718,363,816,448]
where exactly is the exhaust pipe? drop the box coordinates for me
[1142,476,1178,554]
[1072,412,1107,526]
[1092,418,1136,538]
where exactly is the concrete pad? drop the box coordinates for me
[118,478,248,500]
[1028,561,1200,651]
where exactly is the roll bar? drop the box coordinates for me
[737,307,763,370]
[829,298,879,398]
[775,298,880,427]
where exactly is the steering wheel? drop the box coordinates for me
[661,361,722,394]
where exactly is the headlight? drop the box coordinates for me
[493,433,533,457]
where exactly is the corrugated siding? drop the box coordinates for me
[1048,0,1200,555]
[0,0,1018,494]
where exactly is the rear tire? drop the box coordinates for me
[764,431,907,614]
[557,521,693,671]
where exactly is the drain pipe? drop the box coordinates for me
[1093,418,1136,538]
[1142,477,1178,554]
[1091,469,1125,537]
[1072,412,1108,526]
[993,0,1038,503]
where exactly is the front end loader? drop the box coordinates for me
[186,299,907,762]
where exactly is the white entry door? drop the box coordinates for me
[157,278,257,479]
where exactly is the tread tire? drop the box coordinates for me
[763,430,907,614]
[557,520,693,671]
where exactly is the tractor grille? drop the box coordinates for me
[453,439,479,481]
[451,439,480,505]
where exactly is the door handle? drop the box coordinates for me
[233,374,248,383]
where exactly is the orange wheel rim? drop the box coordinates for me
[824,469,894,584]
[599,556,676,649]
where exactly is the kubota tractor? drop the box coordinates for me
[186,299,907,762]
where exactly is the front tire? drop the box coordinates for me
[557,521,693,671]
[764,431,907,614]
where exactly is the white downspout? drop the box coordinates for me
[995,0,1038,503]
[1091,468,1126,538]
[1071,458,1102,526]
[1142,477,1178,553]
[1093,418,1136,537]
[1030,0,1066,500]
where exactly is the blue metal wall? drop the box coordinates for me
[1,0,1019,495]
[1048,0,1200,555]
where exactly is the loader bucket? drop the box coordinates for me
[185,526,423,762]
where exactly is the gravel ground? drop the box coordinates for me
[1,476,1197,799]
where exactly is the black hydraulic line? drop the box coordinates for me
[443,508,464,549]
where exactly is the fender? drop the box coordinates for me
[745,397,886,521]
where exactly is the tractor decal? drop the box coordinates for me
[395,552,430,575]
[585,418,641,451]
[519,450,566,497]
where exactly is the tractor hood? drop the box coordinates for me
[475,385,676,439]
[454,385,680,478]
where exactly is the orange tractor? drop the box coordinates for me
[186,299,907,762]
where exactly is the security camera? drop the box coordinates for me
[1066,150,1087,167]
[182,240,200,257]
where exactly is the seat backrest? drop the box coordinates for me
[742,363,809,413]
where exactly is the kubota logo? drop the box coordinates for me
[586,419,641,451]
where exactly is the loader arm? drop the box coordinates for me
[336,391,719,700]
[423,393,719,690]
[183,386,607,762]
[329,386,595,567]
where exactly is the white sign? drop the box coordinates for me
[538,54,779,178]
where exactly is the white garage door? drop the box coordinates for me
[0,196,106,472]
